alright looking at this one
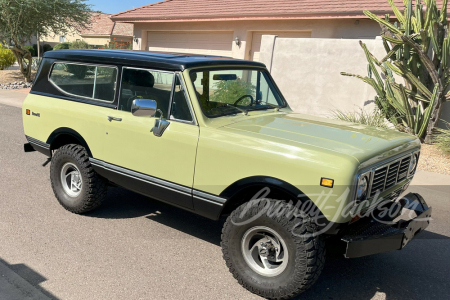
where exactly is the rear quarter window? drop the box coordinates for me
[49,62,118,102]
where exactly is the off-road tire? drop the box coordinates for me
[221,199,326,299]
[50,144,107,214]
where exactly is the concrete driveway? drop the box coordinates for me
[0,98,449,300]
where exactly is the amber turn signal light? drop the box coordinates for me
[320,178,334,188]
[26,109,30,115]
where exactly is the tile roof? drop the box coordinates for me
[81,13,133,36]
[112,0,447,22]
[112,22,134,36]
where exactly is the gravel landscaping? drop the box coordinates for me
[0,70,36,87]
[418,144,450,175]
[0,81,33,89]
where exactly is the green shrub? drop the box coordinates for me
[54,42,72,50]
[43,44,53,52]
[69,40,89,49]
[0,43,16,70]
[211,79,255,105]
[432,121,450,155]
[66,64,88,79]
[332,108,390,129]
[24,45,35,57]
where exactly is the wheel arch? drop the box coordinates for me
[219,176,318,216]
[46,128,92,157]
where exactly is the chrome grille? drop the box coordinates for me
[368,153,416,197]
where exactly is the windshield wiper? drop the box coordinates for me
[250,101,280,111]
[224,103,248,115]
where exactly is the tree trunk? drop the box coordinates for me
[11,47,32,82]
[37,32,40,58]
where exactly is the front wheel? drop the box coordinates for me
[221,199,325,299]
[50,144,108,214]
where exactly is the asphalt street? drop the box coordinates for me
[0,102,449,300]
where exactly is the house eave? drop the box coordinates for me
[111,11,397,23]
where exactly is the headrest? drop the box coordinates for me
[124,69,155,88]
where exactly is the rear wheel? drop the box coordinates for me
[221,199,325,299]
[50,144,107,214]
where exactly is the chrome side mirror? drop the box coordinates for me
[131,99,157,117]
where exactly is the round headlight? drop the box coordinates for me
[356,175,369,200]
[409,154,418,174]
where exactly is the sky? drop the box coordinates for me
[87,0,160,15]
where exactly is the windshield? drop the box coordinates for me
[189,68,286,118]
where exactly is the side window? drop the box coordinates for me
[49,63,117,102]
[119,68,174,118]
[170,75,193,122]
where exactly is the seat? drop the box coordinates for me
[123,70,155,111]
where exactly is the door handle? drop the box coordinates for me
[108,116,122,122]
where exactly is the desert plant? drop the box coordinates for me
[341,0,449,143]
[31,57,42,71]
[24,45,35,57]
[432,120,450,154]
[54,42,72,50]
[332,108,390,129]
[70,40,89,49]
[107,38,132,50]
[0,43,16,70]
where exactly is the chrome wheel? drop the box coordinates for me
[241,226,289,277]
[60,162,82,197]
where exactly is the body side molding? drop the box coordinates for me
[89,158,225,220]
[25,136,51,157]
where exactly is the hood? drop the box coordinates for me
[223,112,420,164]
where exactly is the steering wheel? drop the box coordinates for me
[233,95,254,106]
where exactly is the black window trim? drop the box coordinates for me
[118,66,176,118]
[168,72,197,126]
[48,61,119,104]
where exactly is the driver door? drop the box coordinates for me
[102,67,199,209]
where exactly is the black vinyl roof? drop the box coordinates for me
[43,49,266,71]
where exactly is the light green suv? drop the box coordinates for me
[23,50,431,299]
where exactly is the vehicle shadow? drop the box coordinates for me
[0,257,60,300]
[87,187,449,300]
[87,187,224,246]
[295,230,449,300]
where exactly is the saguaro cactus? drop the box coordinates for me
[342,0,449,142]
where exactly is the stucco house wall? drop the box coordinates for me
[258,35,450,125]
[132,18,382,60]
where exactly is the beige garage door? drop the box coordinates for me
[251,31,311,61]
[147,31,233,57]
